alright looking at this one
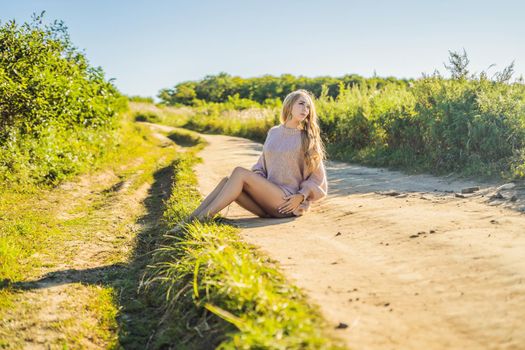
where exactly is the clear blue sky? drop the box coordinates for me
[2,0,524,99]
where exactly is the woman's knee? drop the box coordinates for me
[231,167,252,183]
[232,166,249,176]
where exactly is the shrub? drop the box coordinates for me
[0,12,126,186]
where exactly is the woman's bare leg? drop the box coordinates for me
[235,191,271,218]
[191,176,270,219]
[198,167,291,220]
[167,175,269,233]
[189,177,228,220]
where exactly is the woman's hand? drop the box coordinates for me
[278,194,305,215]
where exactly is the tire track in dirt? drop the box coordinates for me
[1,124,177,349]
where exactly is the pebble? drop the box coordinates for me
[497,183,516,191]
[461,186,479,194]
[335,322,349,329]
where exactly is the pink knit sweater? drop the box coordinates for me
[251,124,328,216]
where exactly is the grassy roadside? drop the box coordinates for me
[0,108,170,283]
[140,131,345,349]
[0,107,183,348]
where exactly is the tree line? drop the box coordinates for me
[158,72,411,105]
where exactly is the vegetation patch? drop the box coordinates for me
[0,13,126,187]
[141,132,344,349]
[158,51,525,180]
[0,108,183,348]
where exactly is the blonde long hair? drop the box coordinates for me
[280,89,326,173]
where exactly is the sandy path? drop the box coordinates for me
[194,133,525,350]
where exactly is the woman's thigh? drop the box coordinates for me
[235,191,270,218]
[234,167,292,218]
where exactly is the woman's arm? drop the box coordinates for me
[251,152,267,178]
[251,127,276,178]
[297,161,328,202]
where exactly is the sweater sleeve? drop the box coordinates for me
[251,152,267,178]
[251,127,276,178]
[298,160,328,202]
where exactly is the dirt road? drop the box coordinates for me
[194,132,525,350]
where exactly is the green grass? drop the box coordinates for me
[47,284,120,348]
[141,136,345,349]
[0,106,184,348]
[0,109,172,283]
[130,101,193,127]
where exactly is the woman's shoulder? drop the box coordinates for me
[269,125,281,133]
[266,124,282,138]
[268,124,303,135]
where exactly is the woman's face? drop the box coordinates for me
[290,95,310,123]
